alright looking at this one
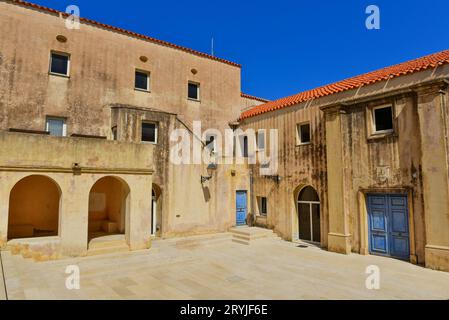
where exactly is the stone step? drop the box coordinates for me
[88,235,127,250]
[87,244,130,256]
[152,232,232,250]
[232,238,250,245]
[229,227,279,245]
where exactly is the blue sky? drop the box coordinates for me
[31,0,449,100]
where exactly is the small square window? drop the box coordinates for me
[373,106,393,133]
[50,52,70,76]
[297,123,311,145]
[258,197,268,216]
[257,130,266,151]
[188,82,200,100]
[141,122,157,143]
[46,117,66,137]
[135,71,150,91]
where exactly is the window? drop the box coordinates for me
[188,82,200,100]
[242,136,249,158]
[257,130,266,151]
[258,197,268,216]
[297,123,311,145]
[135,70,150,91]
[49,52,70,76]
[373,105,393,133]
[205,134,217,153]
[46,117,66,137]
[112,126,118,141]
[141,122,157,143]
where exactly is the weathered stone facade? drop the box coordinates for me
[1,0,449,273]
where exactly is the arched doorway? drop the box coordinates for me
[151,184,162,237]
[8,175,61,240]
[88,176,130,241]
[297,186,321,243]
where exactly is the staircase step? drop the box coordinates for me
[232,238,250,245]
[229,227,280,245]
[87,244,130,256]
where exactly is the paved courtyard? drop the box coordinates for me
[1,234,449,300]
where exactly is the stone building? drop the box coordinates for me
[1,0,449,272]
[240,51,449,272]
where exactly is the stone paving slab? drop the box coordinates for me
[1,236,449,300]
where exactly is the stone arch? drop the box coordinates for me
[295,185,321,243]
[88,176,130,241]
[8,175,61,240]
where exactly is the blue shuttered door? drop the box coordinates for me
[236,191,247,226]
[367,194,410,260]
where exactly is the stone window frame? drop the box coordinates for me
[256,129,266,152]
[45,116,67,137]
[366,102,396,139]
[49,51,71,77]
[134,69,151,92]
[141,121,158,144]
[257,196,268,216]
[188,81,201,101]
[296,121,312,146]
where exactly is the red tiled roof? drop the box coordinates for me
[240,49,449,120]
[241,92,269,103]
[9,0,241,68]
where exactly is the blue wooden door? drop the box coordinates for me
[236,191,247,226]
[367,194,410,260]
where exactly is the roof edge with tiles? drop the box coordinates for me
[8,0,241,68]
[240,49,449,121]
[241,92,270,103]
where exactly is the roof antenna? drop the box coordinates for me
[211,37,214,56]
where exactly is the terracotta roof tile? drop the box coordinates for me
[9,0,241,68]
[240,49,449,120]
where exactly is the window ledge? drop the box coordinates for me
[296,142,312,147]
[134,88,151,93]
[49,72,70,79]
[188,98,201,103]
[141,141,158,145]
[367,131,397,141]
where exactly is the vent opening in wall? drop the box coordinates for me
[140,56,148,63]
[191,68,198,75]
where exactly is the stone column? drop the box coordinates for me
[127,175,153,251]
[59,174,89,257]
[416,83,449,272]
[323,106,351,254]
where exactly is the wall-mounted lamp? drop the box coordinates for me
[201,163,217,184]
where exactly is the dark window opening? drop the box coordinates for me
[142,122,157,143]
[188,82,199,100]
[135,71,149,91]
[243,136,249,158]
[374,106,393,132]
[50,53,69,75]
[112,126,117,141]
[298,123,311,144]
[260,197,267,216]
